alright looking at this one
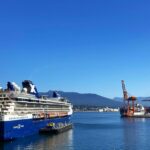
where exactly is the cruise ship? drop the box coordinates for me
[0,80,73,140]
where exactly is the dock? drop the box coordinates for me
[39,123,73,134]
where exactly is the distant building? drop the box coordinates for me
[99,107,119,112]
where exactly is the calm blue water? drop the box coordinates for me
[2,112,150,150]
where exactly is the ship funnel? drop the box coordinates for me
[12,82,21,91]
[22,80,39,97]
[7,82,15,91]
[7,82,20,91]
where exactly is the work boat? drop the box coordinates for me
[0,80,73,140]
[120,80,150,117]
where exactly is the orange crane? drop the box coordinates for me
[121,80,136,115]
[121,80,128,100]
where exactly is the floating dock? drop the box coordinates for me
[39,123,73,134]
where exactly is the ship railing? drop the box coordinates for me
[13,108,70,113]
[14,108,70,113]
[14,99,70,107]
[5,93,70,105]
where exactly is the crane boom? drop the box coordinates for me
[121,80,128,100]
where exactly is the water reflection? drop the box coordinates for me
[2,129,73,150]
[121,117,150,150]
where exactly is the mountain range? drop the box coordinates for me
[40,91,122,107]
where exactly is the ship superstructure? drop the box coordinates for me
[0,80,73,140]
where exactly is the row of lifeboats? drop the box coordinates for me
[32,112,68,119]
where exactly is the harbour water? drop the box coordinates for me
[2,112,150,150]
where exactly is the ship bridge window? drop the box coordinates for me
[16,98,20,101]
[27,99,32,102]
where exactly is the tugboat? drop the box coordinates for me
[120,80,149,117]
[0,80,73,141]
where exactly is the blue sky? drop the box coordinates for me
[0,0,150,98]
